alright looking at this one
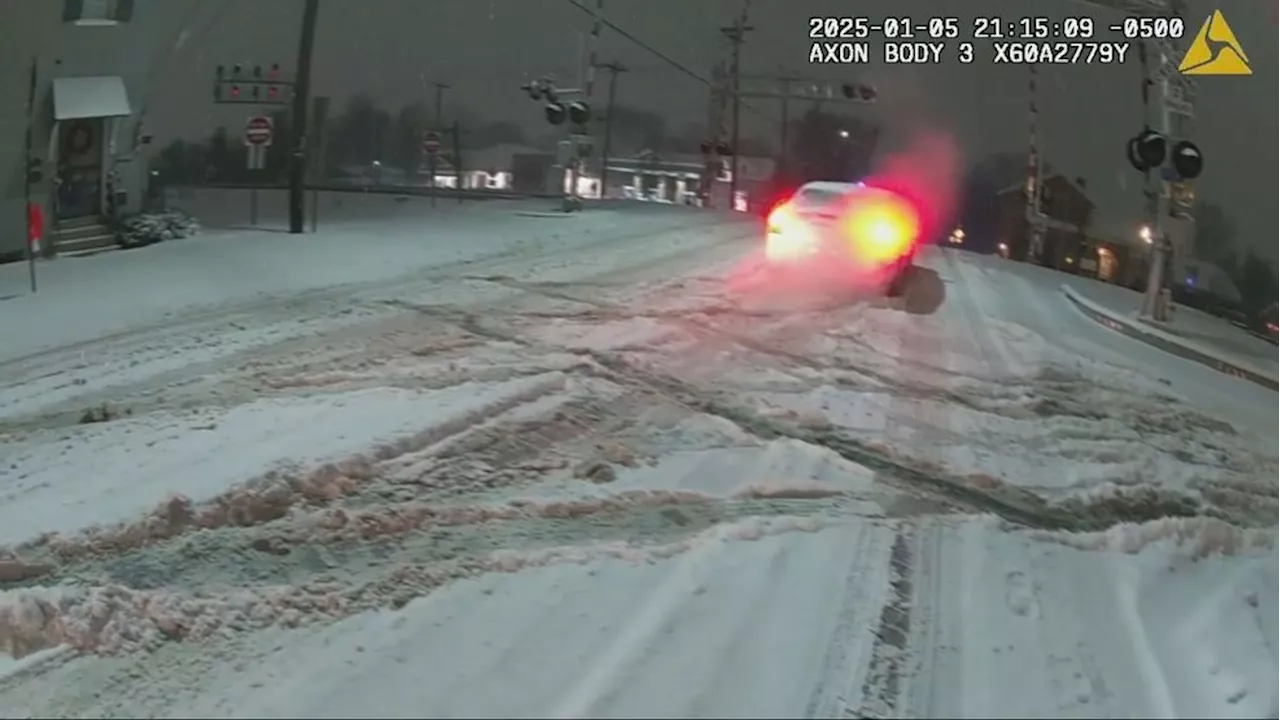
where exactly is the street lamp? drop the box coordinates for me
[838,129,850,139]
[1139,225,1153,244]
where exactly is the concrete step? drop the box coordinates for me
[55,230,117,256]
[56,222,114,242]
[57,244,121,259]
[57,215,107,230]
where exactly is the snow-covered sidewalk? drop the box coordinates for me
[1061,282,1278,390]
[0,200,743,364]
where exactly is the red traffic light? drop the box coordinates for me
[230,85,240,98]
[268,86,279,100]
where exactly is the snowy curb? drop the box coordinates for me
[1061,284,1278,391]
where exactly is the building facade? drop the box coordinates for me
[1,0,203,260]
[993,173,1095,272]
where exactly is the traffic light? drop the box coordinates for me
[269,63,280,80]
[253,65,262,79]
[251,85,260,99]
[216,65,225,80]
[230,85,240,99]
[841,83,877,102]
[1170,140,1203,179]
[268,85,279,101]
[545,102,567,125]
[1126,128,1166,172]
[567,101,590,125]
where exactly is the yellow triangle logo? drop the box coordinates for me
[1179,10,1252,75]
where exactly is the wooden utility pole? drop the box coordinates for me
[287,0,320,234]
[430,82,451,203]
[22,56,38,292]
[596,61,627,197]
[720,17,752,208]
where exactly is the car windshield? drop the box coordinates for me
[0,1,1275,718]
[794,187,848,209]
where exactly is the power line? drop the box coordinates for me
[558,0,777,128]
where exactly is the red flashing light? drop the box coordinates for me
[842,189,921,265]
[766,200,793,232]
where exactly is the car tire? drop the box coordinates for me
[886,263,914,297]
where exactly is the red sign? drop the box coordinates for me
[27,202,44,250]
[244,116,273,146]
[422,131,440,154]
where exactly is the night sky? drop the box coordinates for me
[19,0,1278,259]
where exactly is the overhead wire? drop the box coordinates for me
[558,0,781,128]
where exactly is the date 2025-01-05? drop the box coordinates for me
[805,14,1176,65]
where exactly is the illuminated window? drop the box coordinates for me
[64,0,134,25]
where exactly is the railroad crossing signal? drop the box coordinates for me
[423,130,441,155]
[1125,129,1203,180]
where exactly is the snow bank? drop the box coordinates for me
[0,373,568,548]
[0,513,830,662]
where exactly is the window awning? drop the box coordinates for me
[53,76,131,120]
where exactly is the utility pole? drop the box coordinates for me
[720,16,753,210]
[596,61,627,197]
[429,82,450,201]
[22,55,39,292]
[1072,0,1197,322]
[287,0,320,234]
[742,70,803,177]
[778,75,791,176]
[1024,63,1045,264]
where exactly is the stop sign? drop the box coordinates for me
[423,131,440,154]
[244,116,273,146]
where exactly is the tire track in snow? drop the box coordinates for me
[803,523,895,719]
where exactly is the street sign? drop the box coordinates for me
[246,144,267,171]
[244,116,273,147]
[423,130,440,154]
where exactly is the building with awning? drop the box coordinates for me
[1,0,154,260]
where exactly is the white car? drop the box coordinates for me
[764,181,922,296]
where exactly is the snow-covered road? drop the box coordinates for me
[1,205,1275,718]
